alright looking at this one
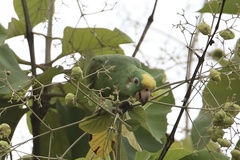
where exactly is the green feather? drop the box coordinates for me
[86,54,156,101]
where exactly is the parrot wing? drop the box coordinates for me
[85,54,156,105]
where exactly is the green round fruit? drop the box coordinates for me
[214,109,226,121]
[217,138,231,147]
[0,123,11,138]
[71,66,83,81]
[65,93,76,107]
[231,149,240,159]
[209,68,221,82]
[197,22,211,35]
[219,29,235,40]
[221,115,234,128]
[210,128,224,142]
[0,140,10,156]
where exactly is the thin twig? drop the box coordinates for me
[158,0,227,159]
[132,0,158,57]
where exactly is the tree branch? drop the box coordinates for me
[158,0,227,159]
[132,0,158,57]
[21,0,40,158]
[45,0,54,64]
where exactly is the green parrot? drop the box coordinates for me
[86,54,156,106]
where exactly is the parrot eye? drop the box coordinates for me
[133,77,139,86]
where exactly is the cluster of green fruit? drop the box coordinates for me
[197,22,235,40]
[207,102,240,158]
[64,66,84,107]
[0,123,11,157]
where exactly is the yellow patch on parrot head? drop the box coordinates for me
[141,73,156,90]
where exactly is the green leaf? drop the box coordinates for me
[124,119,141,132]
[180,149,229,160]
[39,108,71,159]
[134,124,163,152]
[56,101,90,159]
[128,106,147,124]
[134,150,150,160]
[60,27,133,58]
[203,68,240,107]
[13,0,50,27]
[0,101,27,140]
[36,66,63,85]
[144,87,174,143]
[191,110,212,149]
[0,44,29,94]
[164,149,192,160]
[7,18,26,38]
[0,24,7,44]
[79,110,114,134]
[198,0,240,14]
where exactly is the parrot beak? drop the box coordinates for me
[135,89,151,106]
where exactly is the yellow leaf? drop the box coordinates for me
[89,130,116,158]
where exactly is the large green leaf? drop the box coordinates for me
[36,66,64,86]
[134,150,150,160]
[79,110,114,134]
[13,0,50,27]
[203,67,240,107]
[143,65,174,143]
[60,27,132,58]
[56,101,90,159]
[198,0,240,14]
[7,18,26,39]
[164,149,192,160]
[0,44,29,94]
[0,24,7,44]
[180,149,228,160]
[39,108,71,159]
[190,110,212,149]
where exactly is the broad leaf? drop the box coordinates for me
[0,24,7,44]
[128,106,146,124]
[60,27,132,58]
[7,18,26,38]
[180,149,229,160]
[36,66,63,86]
[89,130,116,158]
[79,110,114,134]
[39,108,71,158]
[124,119,141,132]
[0,44,29,94]
[134,150,150,160]
[143,66,174,144]
[56,101,90,159]
[198,0,240,14]
[164,149,192,160]
[13,0,50,27]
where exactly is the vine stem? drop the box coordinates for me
[158,0,227,159]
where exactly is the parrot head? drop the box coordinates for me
[126,71,156,105]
